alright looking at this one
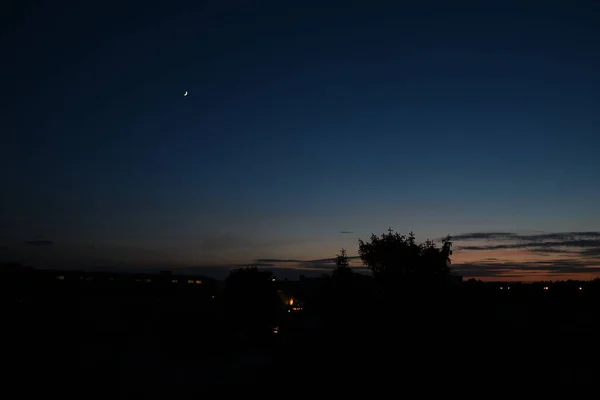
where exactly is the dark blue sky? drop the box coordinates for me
[2,1,600,279]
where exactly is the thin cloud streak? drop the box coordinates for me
[451,231,600,280]
[452,231,600,242]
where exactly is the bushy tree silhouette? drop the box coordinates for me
[223,266,279,340]
[358,228,452,293]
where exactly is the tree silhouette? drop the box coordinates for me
[358,228,452,292]
[331,248,352,281]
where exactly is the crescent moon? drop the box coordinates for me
[184,91,188,97]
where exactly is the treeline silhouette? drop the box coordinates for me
[3,229,600,391]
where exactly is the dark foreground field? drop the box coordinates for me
[3,278,600,394]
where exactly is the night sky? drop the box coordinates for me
[2,1,600,280]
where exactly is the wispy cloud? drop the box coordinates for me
[459,240,600,252]
[581,248,600,258]
[454,260,600,278]
[453,231,600,243]
[254,255,362,270]
[233,263,275,268]
[452,231,600,280]
[340,231,354,234]
[452,232,518,241]
[453,231,600,259]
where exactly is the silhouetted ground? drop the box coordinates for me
[3,273,600,392]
